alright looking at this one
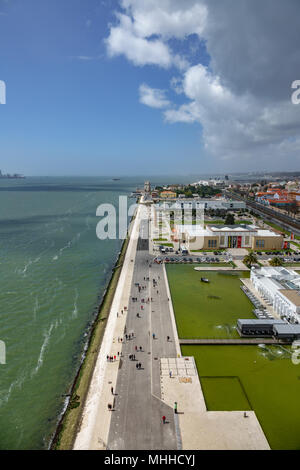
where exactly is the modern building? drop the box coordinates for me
[237,318,300,340]
[157,198,246,211]
[251,267,300,323]
[174,224,283,251]
[237,319,286,337]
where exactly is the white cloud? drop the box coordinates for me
[120,0,207,39]
[139,84,171,109]
[105,13,173,68]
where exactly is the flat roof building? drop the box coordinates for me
[251,267,300,324]
[174,224,283,251]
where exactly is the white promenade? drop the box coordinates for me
[74,204,143,450]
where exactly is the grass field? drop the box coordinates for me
[166,266,253,339]
[183,345,300,450]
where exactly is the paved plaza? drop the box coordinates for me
[74,203,270,450]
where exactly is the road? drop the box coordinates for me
[107,217,178,450]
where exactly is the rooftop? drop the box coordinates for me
[273,324,300,335]
[279,289,300,307]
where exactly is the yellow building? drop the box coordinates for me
[160,191,177,199]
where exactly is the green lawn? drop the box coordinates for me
[166,266,253,339]
[182,345,300,450]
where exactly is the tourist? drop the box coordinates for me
[174,402,178,414]
[169,371,172,378]
[111,386,114,395]
[162,416,166,424]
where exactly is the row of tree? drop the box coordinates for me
[243,252,283,268]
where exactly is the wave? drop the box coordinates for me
[0,372,27,406]
[33,297,39,321]
[32,323,55,377]
[71,289,79,320]
[52,231,82,261]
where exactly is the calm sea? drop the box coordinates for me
[0,175,195,449]
[0,176,144,449]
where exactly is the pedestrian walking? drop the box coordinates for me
[152,333,155,339]
[167,336,170,342]
[135,346,138,351]
[139,346,142,351]
[111,386,114,395]
[169,371,172,378]
[174,402,178,414]
[108,403,112,411]
[162,416,166,424]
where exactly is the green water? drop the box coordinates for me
[0,176,142,449]
[166,266,253,339]
[182,345,300,450]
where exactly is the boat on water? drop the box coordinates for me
[201,277,210,283]
[112,178,120,181]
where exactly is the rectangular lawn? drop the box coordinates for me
[166,265,254,339]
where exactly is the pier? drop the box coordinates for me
[179,338,288,345]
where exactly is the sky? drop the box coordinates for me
[0,0,300,176]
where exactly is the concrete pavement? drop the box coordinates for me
[107,218,178,450]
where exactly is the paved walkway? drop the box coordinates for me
[160,359,270,450]
[74,205,145,450]
[107,218,178,450]
[75,202,271,450]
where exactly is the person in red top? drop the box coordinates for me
[162,416,166,424]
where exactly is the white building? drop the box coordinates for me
[174,224,283,251]
[251,267,300,323]
[157,198,246,212]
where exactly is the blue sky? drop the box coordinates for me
[0,0,299,176]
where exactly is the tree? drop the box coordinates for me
[243,251,258,267]
[225,213,235,225]
[269,257,283,267]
